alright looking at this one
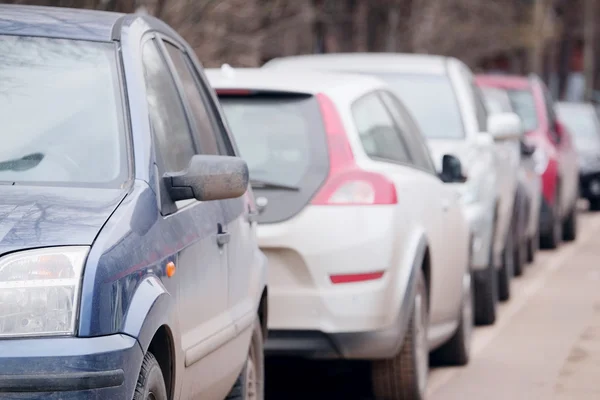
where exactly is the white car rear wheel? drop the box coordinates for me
[371,269,428,400]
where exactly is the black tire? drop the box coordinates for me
[226,317,264,400]
[371,269,428,400]
[526,230,538,263]
[474,262,497,325]
[513,238,527,277]
[540,196,562,250]
[562,206,577,242]
[497,228,514,302]
[133,352,168,400]
[473,215,498,326]
[431,272,473,366]
[590,198,600,211]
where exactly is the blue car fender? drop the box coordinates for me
[122,275,180,358]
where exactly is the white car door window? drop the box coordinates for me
[351,92,413,165]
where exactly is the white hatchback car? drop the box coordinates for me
[207,67,472,399]
[264,54,523,325]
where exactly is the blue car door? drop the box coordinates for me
[141,36,232,398]
[159,40,260,340]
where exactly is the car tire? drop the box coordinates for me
[562,206,577,242]
[513,238,527,277]
[474,261,497,326]
[589,198,600,211]
[226,317,264,400]
[371,269,428,400]
[133,352,168,400]
[540,192,562,249]
[474,215,498,326]
[526,229,538,263]
[431,272,473,366]
[497,229,514,302]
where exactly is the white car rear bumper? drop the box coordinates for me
[258,205,421,359]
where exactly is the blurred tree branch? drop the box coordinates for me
[0,0,562,71]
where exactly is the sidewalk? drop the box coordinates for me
[429,213,600,400]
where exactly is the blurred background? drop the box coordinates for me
[2,0,598,103]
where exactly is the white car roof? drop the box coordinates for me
[264,53,451,76]
[556,101,595,111]
[205,66,386,96]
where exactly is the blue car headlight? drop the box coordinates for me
[0,246,88,337]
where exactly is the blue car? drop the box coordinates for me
[0,5,268,400]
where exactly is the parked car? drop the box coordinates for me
[207,66,472,399]
[555,102,600,210]
[478,84,543,271]
[263,53,523,324]
[0,5,268,400]
[472,74,579,249]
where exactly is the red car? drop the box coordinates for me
[476,74,579,249]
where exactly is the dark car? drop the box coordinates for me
[555,102,600,210]
[0,5,267,400]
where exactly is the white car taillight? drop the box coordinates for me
[310,93,398,206]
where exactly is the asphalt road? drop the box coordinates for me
[265,206,600,400]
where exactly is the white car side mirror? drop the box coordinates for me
[487,112,523,141]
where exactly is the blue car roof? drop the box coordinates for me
[0,4,124,42]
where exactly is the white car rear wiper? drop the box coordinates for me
[250,178,300,191]
[0,153,44,172]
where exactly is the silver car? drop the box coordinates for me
[479,85,543,271]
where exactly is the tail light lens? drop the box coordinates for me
[330,271,385,284]
[312,93,397,206]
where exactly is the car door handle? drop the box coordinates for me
[217,224,231,247]
[247,211,259,224]
[216,228,230,247]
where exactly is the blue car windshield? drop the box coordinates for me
[0,35,127,188]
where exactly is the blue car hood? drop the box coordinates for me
[0,185,127,256]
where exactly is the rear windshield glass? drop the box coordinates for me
[368,73,465,140]
[218,96,324,186]
[0,35,127,187]
[480,87,512,114]
[506,89,538,132]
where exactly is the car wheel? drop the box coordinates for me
[562,206,577,242]
[133,352,168,400]
[474,261,497,326]
[497,230,514,302]
[226,317,264,400]
[371,269,428,400]
[513,237,527,277]
[431,271,473,366]
[540,194,562,249]
[526,229,538,263]
[589,198,600,211]
[474,217,498,326]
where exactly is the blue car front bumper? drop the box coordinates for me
[0,334,142,399]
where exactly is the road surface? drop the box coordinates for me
[266,208,600,399]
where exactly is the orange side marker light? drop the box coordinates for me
[166,262,176,278]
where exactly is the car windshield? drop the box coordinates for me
[218,96,322,186]
[506,88,538,132]
[366,73,465,139]
[0,35,126,187]
[556,106,600,150]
